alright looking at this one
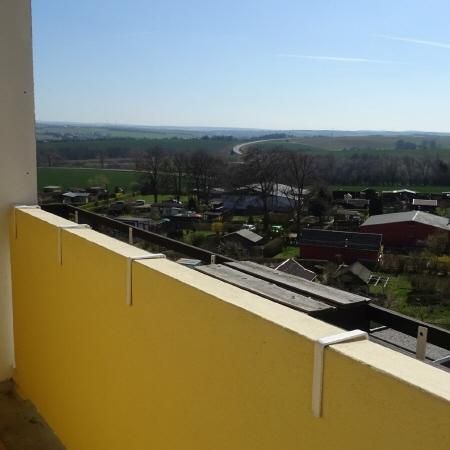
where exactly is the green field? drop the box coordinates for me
[259,135,450,153]
[38,167,450,195]
[36,125,206,140]
[38,167,141,191]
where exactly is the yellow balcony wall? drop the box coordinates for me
[10,208,450,450]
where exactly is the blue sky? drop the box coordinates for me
[33,0,450,131]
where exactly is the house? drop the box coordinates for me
[360,210,450,247]
[333,262,372,294]
[87,186,108,199]
[275,258,317,281]
[40,185,63,203]
[412,198,438,212]
[382,189,417,203]
[42,185,62,193]
[333,209,362,230]
[299,229,382,265]
[335,196,370,209]
[222,184,309,214]
[62,191,91,205]
[222,229,264,249]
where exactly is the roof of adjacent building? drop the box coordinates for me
[224,229,264,244]
[226,260,370,306]
[412,199,438,207]
[275,258,317,281]
[299,229,382,251]
[361,211,450,231]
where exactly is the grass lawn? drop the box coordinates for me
[125,193,190,204]
[370,275,450,329]
[38,167,141,191]
[39,168,450,196]
[275,246,299,259]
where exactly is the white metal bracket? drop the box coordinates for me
[312,329,368,418]
[57,224,91,265]
[13,205,41,239]
[126,254,165,306]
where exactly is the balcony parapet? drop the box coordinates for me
[10,207,450,450]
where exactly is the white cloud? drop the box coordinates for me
[375,34,450,50]
[278,54,398,64]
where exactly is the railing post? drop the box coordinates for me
[128,227,133,245]
[416,326,428,361]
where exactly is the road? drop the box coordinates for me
[232,138,300,155]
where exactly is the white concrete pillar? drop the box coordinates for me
[0,0,37,381]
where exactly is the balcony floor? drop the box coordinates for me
[0,381,65,450]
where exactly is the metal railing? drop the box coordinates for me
[42,204,450,364]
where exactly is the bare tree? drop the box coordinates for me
[241,147,280,231]
[187,150,222,202]
[281,151,316,236]
[142,146,165,203]
[171,151,188,201]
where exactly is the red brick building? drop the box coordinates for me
[360,211,450,248]
[299,229,382,265]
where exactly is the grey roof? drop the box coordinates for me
[196,264,332,314]
[238,183,310,199]
[382,189,417,194]
[336,262,372,284]
[62,192,90,198]
[275,259,317,281]
[362,211,450,231]
[412,199,438,207]
[299,229,382,251]
[225,229,264,243]
[370,328,448,361]
[176,258,203,267]
[226,260,370,306]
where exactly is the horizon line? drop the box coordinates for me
[35,120,450,135]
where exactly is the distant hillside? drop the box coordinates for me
[36,122,450,142]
